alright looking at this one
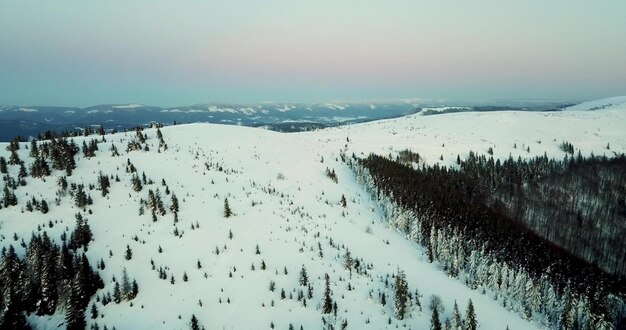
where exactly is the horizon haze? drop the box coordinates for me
[1,1,626,107]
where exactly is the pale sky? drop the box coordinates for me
[1,1,625,106]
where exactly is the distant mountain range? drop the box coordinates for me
[0,99,577,141]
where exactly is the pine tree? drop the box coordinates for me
[40,200,49,214]
[451,301,462,330]
[394,269,409,320]
[131,279,139,299]
[0,245,31,330]
[72,213,93,250]
[344,249,353,273]
[125,245,132,260]
[224,198,232,218]
[525,278,542,317]
[9,148,21,165]
[37,245,59,315]
[113,281,121,303]
[90,303,98,319]
[190,314,200,330]
[18,162,28,180]
[66,276,86,330]
[465,299,477,330]
[0,156,7,173]
[131,174,142,192]
[74,185,88,208]
[323,273,332,314]
[340,194,347,207]
[430,306,442,330]
[299,265,308,286]
[121,268,131,300]
[98,172,110,197]
[170,193,179,214]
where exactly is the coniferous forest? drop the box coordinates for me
[0,220,103,330]
[353,152,626,329]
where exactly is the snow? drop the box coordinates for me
[276,104,293,112]
[112,104,145,109]
[207,105,238,114]
[324,103,349,110]
[564,96,626,111]
[1,101,625,329]
[239,107,256,115]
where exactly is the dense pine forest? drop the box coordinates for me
[353,152,626,329]
[0,219,103,330]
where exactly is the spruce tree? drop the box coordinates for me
[125,245,133,260]
[451,301,462,330]
[131,279,139,299]
[113,282,121,304]
[224,198,232,218]
[66,277,86,330]
[465,299,477,330]
[131,174,142,192]
[190,314,200,330]
[90,303,98,319]
[40,200,49,214]
[170,193,179,214]
[394,269,409,320]
[299,265,308,286]
[0,245,31,330]
[430,306,442,330]
[0,156,7,173]
[323,273,332,314]
[9,148,21,165]
[121,268,131,300]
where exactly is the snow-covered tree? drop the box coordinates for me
[394,269,409,320]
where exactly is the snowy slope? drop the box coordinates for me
[1,104,626,330]
[564,96,626,111]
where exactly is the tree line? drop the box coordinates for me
[352,152,625,329]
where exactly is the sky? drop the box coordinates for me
[1,1,625,107]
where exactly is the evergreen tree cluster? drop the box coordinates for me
[97,172,111,197]
[2,177,19,208]
[6,139,21,165]
[36,138,79,176]
[145,189,167,220]
[354,153,626,328]
[0,229,103,329]
[156,127,168,151]
[25,196,49,214]
[29,153,50,178]
[69,213,93,251]
[126,128,148,152]
[72,183,93,208]
[324,167,338,183]
[560,141,575,155]
[102,268,138,306]
[82,139,100,158]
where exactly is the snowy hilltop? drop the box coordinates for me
[0,97,625,330]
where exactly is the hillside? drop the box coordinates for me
[564,96,626,112]
[1,103,625,329]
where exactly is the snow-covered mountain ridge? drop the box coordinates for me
[1,99,625,329]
